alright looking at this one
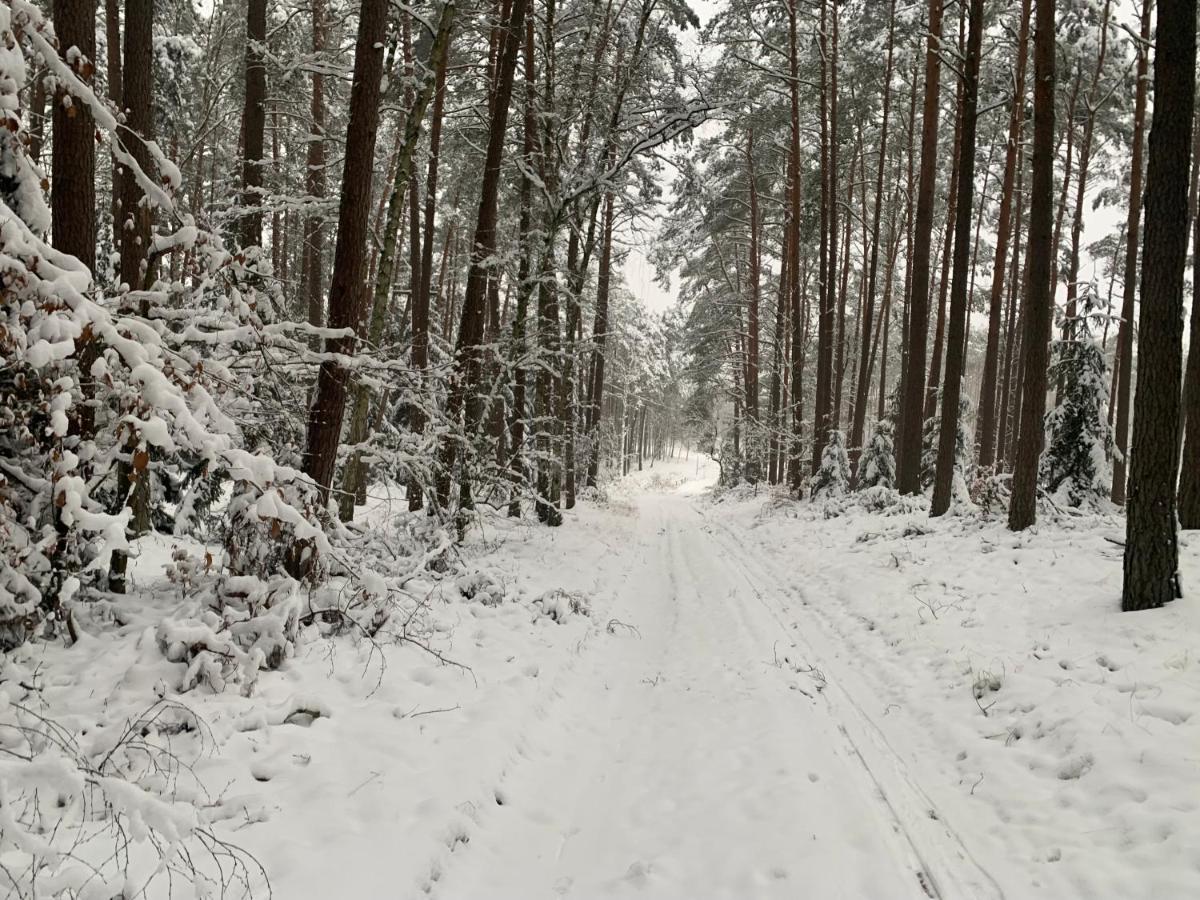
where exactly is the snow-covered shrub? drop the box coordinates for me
[0,678,265,898]
[810,430,850,500]
[534,588,591,623]
[715,434,744,488]
[0,4,341,654]
[856,419,896,489]
[456,571,505,606]
[852,488,927,518]
[1041,293,1115,509]
[968,466,1011,516]
[223,455,332,584]
[858,484,900,512]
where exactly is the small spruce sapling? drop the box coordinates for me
[810,429,850,499]
[857,419,896,489]
[1041,286,1116,508]
[921,389,971,492]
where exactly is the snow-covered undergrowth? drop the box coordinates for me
[713,487,1200,898]
[0,485,624,898]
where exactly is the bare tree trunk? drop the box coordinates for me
[339,2,458,520]
[1050,67,1082,302]
[977,0,1031,468]
[301,0,389,495]
[745,126,761,428]
[53,0,96,278]
[812,0,837,474]
[108,0,154,593]
[105,0,121,245]
[586,192,616,488]
[849,0,896,478]
[897,0,944,494]
[786,0,805,491]
[896,50,920,415]
[925,11,964,423]
[1112,0,1152,505]
[239,0,267,249]
[1180,157,1200,526]
[996,154,1025,469]
[931,0,982,517]
[1123,0,1194,609]
[411,13,454,513]
[438,0,529,525]
[51,0,97,606]
[302,0,327,329]
[1061,0,1112,360]
[1008,0,1056,532]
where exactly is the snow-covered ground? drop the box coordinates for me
[703,477,1200,900]
[4,457,1198,899]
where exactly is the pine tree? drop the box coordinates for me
[810,429,850,499]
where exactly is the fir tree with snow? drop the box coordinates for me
[1041,290,1116,508]
[857,419,896,489]
[921,389,971,493]
[810,429,850,499]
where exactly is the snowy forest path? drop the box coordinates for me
[431,487,998,900]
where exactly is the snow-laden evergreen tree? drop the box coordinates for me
[1042,288,1116,508]
[920,410,940,490]
[921,390,971,492]
[857,420,896,489]
[810,429,850,499]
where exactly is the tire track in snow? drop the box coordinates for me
[695,501,1005,900]
[433,492,941,899]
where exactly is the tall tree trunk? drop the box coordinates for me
[105,0,121,245]
[338,2,458,520]
[586,192,616,488]
[301,0,389,494]
[302,0,327,329]
[239,0,267,249]
[925,11,965,424]
[931,0,982,517]
[977,0,1031,469]
[769,214,790,485]
[108,0,154,594]
[812,0,837,473]
[786,0,805,492]
[52,0,97,605]
[1179,157,1200,527]
[1123,0,1195,609]
[996,154,1025,469]
[53,0,96,274]
[1112,0,1152,504]
[271,110,282,273]
[1061,0,1112,354]
[1008,0,1056,531]
[896,0,944,494]
[412,12,454,513]
[117,0,152,298]
[745,126,761,428]
[1050,67,1082,301]
[507,17,537,517]
[438,0,529,523]
[849,0,896,478]
[897,49,920,413]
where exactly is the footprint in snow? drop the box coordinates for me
[623,860,654,884]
